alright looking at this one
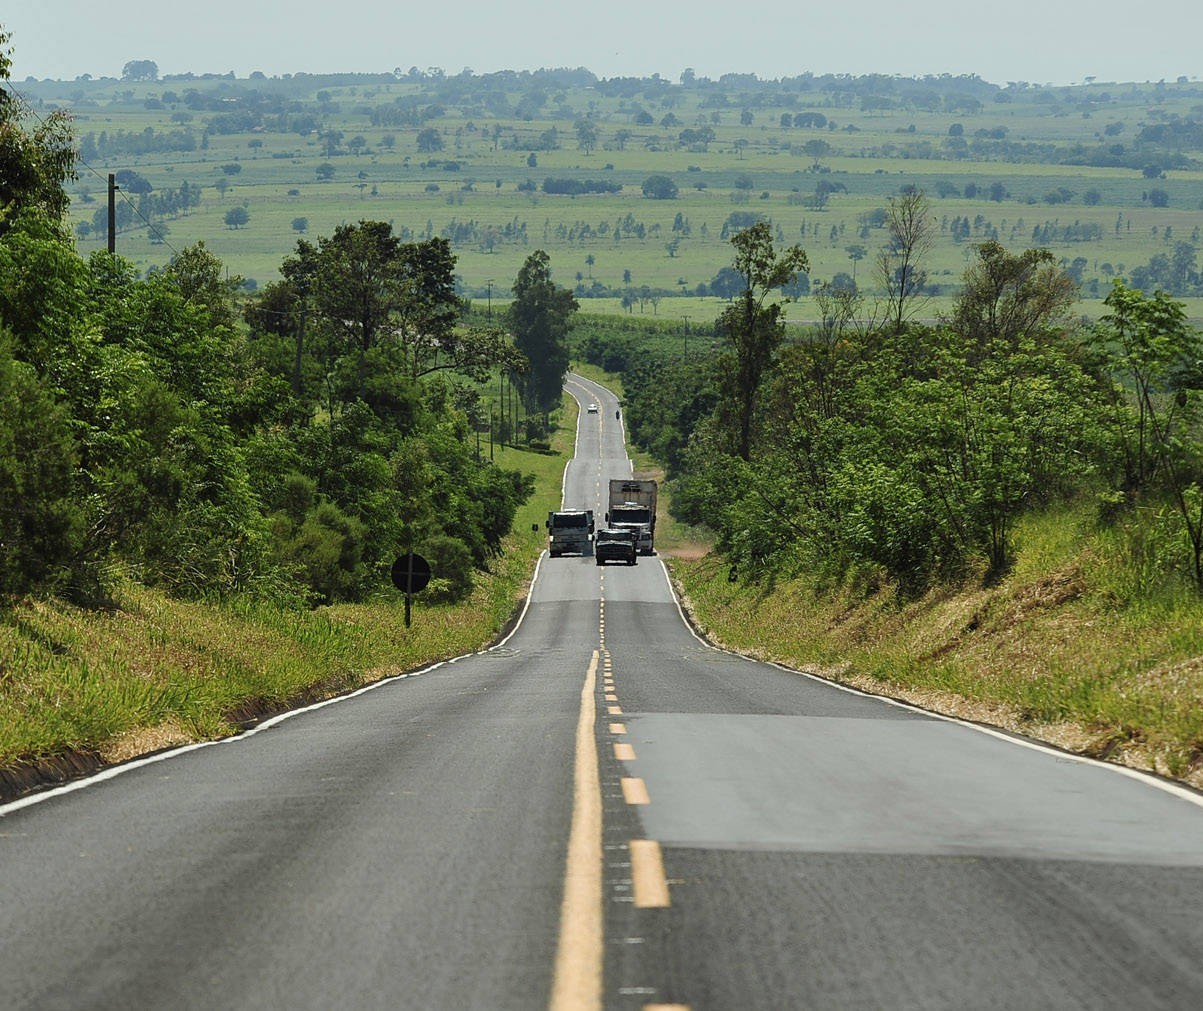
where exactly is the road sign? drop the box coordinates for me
[391,553,432,594]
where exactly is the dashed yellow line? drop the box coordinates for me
[609,722,627,735]
[613,742,637,762]
[629,839,671,908]
[621,777,650,805]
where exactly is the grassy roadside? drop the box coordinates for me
[0,405,577,800]
[668,500,1203,790]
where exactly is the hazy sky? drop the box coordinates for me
[4,0,1200,87]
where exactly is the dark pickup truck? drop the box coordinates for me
[594,528,637,566]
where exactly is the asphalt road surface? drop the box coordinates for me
[3,374,1203,1010]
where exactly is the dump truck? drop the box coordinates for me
[546,509,594,556]
[606,479,657,555]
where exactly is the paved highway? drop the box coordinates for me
[3,374,1203,1009]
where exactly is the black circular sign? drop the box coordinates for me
[391,553,432,594]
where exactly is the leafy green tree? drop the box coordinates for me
[507,250,576,416]
[310,220,405,395]
[223,205,250,229]
[1089,280,1203,511]
[951,240,1078,354]
[121,60,158,82]
[0,30,76,233]
[712,221,808,460]
[417,127,443,153]
[575,119,598,155]
[641,175,678,200]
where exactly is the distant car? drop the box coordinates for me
[587,403,599,414]
[594,528,637,566]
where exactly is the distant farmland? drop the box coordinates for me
[21,68,1203,320]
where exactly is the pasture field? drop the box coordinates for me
[19,70,1203,318]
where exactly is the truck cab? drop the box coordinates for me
[546,509,594,557]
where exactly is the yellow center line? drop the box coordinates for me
[609,723,627,735]
[549,650,602,1011]
[607,705,623,716]
[613,742,637,761]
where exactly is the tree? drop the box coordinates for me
[951,240,1077,354]
[121,59,159,82]
[0,30,77,232]
[1089,280,1201,498]
[876,189,935,333]
[417,127,443,153]
[845,243,867,279]
[575,119,598,155]
[713,221,808,460]
[641,174,678,200]
[224,206,250,229]
[507,250,576,417]
[311,221,405,395]
[291,217,309,234]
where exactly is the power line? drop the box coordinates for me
[8,82,184,258]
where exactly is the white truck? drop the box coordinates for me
[546,509,594,557]
[606,479,658,555]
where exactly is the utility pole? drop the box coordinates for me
[486,279,494,320]
[107,174,119,254]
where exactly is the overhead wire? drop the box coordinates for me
[9,81,191,260]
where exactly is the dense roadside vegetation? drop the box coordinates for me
[1,27,585,797]
[582,204,1203,787]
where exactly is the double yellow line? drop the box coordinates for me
[550,639,679,1010]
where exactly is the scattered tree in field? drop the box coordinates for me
[417,128,443,153]
[224,206,250,229]
[121,59,158,81]
[291,217,308,234]
[641,174,678,200]
[575,119,598,155]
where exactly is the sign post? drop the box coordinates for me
[391,552,432,628]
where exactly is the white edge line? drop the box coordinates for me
[654,554,1203,812]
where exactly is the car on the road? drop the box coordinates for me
[594,528,637,566]
[587,403,599,413]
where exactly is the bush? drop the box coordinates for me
[418,534,475,602]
